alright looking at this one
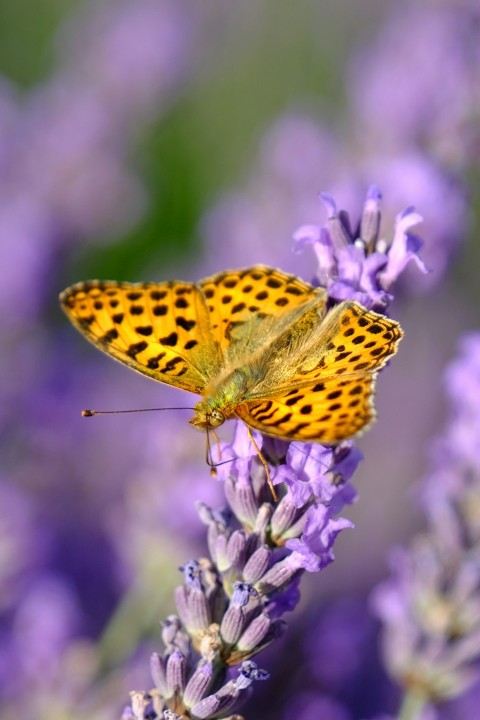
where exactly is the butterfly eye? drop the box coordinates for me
[209,409,225,428]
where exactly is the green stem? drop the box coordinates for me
[398,689,430,720]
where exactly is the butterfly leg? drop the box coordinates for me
[206,428,223,478]
[247,426,278,502]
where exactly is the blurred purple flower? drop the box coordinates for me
[200,115,343,277]
[282,692,352,720]
[0,0,198,327]
[0,575,81,699]
[0,480,49,611]
[373,333,480,714]
[202,115,464,295]
[61,0,194,120]
[304,600,376,694]
[349,0,480,170]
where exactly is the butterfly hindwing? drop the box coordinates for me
[294,301,403,378]
[236,373,376,443]
[236,300,403,442]
[59,280,221,393]
[246,300,402,397]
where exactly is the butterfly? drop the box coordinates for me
[60,265,402,447]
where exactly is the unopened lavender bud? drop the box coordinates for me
[150,652,168,694]
[183,662,213,708]
[175,582,211,633]
[270,496,301,539]
[360,184,382,250]
[238,616,286,656]
[166,650,186,696]
[225,475,259,526]
[320,193,351,249]
[243,546,271,583]
[174,586,189,627]
[190,688,233,719]
[220,605,247,645]
[188,587,211,631]
[190,697,219,718]
[236,612,271,653]
[257,558,297,594]
[226,530,247,570]
[211,532,228,569]
[254,502,273,536]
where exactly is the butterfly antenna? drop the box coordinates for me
[81,407,195,417]
[247,426,278,502]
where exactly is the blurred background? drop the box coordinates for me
[1,0,479,718]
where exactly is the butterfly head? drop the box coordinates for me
[189,400,226,431]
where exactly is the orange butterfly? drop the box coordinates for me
[60,265,402,451]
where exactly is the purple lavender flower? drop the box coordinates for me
[373,333,480,716]
[126,420,361,718]
[294,186,426,312]
[124,189,421,718]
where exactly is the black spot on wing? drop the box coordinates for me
[130,305,144,316]
[176,317,196,331]
[153,305,168,317]
[184,339,198,350]
[135,325,153,336]
[127,341,148,357]
[160,332,178,347]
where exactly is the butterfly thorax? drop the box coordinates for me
[190,367,255,431]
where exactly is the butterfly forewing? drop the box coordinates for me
[199,266,325,356]
[59,280,221,393]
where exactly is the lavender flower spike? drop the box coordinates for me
[373,333,480,718]
[294,185,427,310]
[124,189,418,718]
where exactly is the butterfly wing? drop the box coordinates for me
[59,280,222,394]
[235,374,378,442]
[236,300,403,442]
[199,266,326,360]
